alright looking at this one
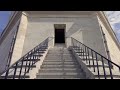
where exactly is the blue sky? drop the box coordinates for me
[105,11,120,41]
[0,11,11,33]
[0,11,120,42]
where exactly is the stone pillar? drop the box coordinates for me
[10,12,28,65]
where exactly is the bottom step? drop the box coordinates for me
[95,75,120,79]
[36,75,86,79]
[0,75,30,79]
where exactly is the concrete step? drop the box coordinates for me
[40,64,80,67]
[1,75,30,79]
[44,59,76,61]
[31,55,43,57]
[36,75,86,79]
[33,53,44,55]
[78,54,89,56]
[23,59,40,61]
[39,68,82,71]
[48,51,71,53]
[12,65,36,68]
[46,54,73,56]
[39,69,83,74]
[36,51,45,54]
[37,72,84,76]
[92,69,120,75]
[81,58,100,61]
[47,53,72,55]
[95,75,120,79]
[44,59,76,62]
[43,60,77,62]
[87,66,111,74]
[86,65,109,68]
[46,56,75,58]
[44,58,74,60]
[36,47,87,79]
[82,60,108,66]
[79,56,95,59]
[40,67,81,71]
[41,64,80,68]
[42,62,78,65]
[45,57,75,59]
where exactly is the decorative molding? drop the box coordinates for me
[97,11,120,50]
[24,11,96,18]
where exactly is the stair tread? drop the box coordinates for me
[23,59,40,61]
[37,72,84,76]
[94,75,120,78]
[41,65,80,67]
[86,65,109,67]
[43,60,77,62]
[40,68,81,70]
[39,69,83,72]
[42,62,78,64]
[35,47,87,79]
[1,75,30,79]
[12,65,36,68]
[36,75,85,79]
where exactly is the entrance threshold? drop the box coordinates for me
[54,44,66,48]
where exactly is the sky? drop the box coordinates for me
[0,11,11,33]
[105,11,120,41]
[0,11,120,42]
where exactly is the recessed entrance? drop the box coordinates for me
[55,29,65,43]
[54,24,66,44]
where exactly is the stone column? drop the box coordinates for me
[10,12,28,65]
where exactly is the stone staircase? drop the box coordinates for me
[1,37,120,79]
[36,46,86,79]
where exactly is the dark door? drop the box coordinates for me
[55,29,65,43]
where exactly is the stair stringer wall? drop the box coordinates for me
[70,47,95,79]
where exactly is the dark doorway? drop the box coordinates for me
[55,29,65,44]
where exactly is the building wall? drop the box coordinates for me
[98,17,120,65]
[0,19,20,73]
[22,14,106,58]
[81,14,107,57]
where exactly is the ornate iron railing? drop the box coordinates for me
[71,37,120,79]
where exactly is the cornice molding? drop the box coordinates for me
[97,11,120,50]
[24,11,96,18]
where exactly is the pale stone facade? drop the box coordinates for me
[0,11,120,73]
[10,13,28,65]
[97,12,120,65]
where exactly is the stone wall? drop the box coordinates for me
[21,14,106,58]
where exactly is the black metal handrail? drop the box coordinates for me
[0,37,52,79]
[71,37,120,79]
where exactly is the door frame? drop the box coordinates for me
[54,24,66,45]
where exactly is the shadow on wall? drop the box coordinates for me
[66,22,83,37]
